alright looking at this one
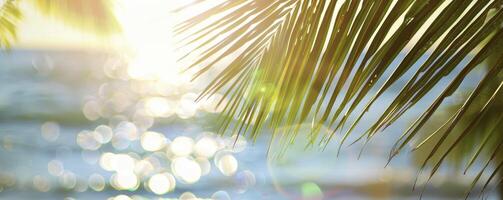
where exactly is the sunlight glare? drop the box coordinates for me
[115,0,181,81]
[171,157,201,184]
[170,136,195,156]
[113,172,138,190]
[111,154,136,173]
[148,173,175,195]
[112,195,133,200]
[194,136,218,158]
[140,131,167,152]
[144,97,174,117]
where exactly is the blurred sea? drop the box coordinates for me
[0,49,498,200]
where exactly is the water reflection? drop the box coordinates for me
[40,121,60,142]
[55,54,254,197]
[148,173,175,195]
[215,152,238,177]
[20,51,254,198]
[88,173,106,192]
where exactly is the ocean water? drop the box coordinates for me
[0,49,498,200]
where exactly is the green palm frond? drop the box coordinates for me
[30,0,120,35]
[0,0,22,49]
[413,55,503,197]
[177,0,503,194]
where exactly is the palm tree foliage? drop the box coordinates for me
[176,0,503,195]
[0,0,22,49]
[0,0,119,49]
[31,0,120,35]
[414,57,503,198]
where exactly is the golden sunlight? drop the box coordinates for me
[114,0,181,81]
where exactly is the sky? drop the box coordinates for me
[13,0,190,51]
[11,0,467,55]
[14,1,116,50]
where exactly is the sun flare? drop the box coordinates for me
[114,0,181,81]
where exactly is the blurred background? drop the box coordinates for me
[0,0,500,199]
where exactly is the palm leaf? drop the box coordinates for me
[0,0,22,49]
[177,0,503,195]
[30,0,120,35]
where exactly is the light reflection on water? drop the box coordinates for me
[0,50,259,199]
[66,46,254,199]
[0,50,499,200]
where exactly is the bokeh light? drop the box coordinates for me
[176,93,199,119]
[59,171,77,189]
[110,195,132,200]
[144,97,174,117]
[211,190,231,200]
[88,173,106,191]
[33,175,51,192]
[95,125,113,144]
[40,121,60,142]
[196,157,211,176]
[111,154,136,173]
[179,192,198,200]
[112,172,138,190]
[171,157,201,184]
[147,173,175,195]
[170,136,194,156]
[47,160,64,176]
[194,135,219,158]
[215,152,238,176]
[140,131,167,152]
[234,170,256,193]
[301,182,323,199]
[76,130,101,150]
